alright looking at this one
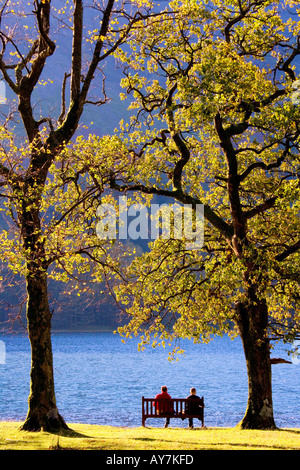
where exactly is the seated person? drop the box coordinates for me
[186,387,203,429]
[153,386,173,428]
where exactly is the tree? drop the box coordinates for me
[101,0,300,429]
[0,0,154,431]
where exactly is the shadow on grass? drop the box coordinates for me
[43,425,300,451]
[50,427,92,439]
[279,428,300,435]
[131,436,294,450]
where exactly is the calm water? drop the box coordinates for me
[0,332,299,428]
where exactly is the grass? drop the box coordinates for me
[0,422,300,450]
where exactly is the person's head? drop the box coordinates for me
[190,387,196,395]
[161,386,168,392]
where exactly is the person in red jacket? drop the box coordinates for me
[153,386,173,428]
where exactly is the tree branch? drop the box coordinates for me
[275,240,300,261]
[277,36,300,81]
[109,177,234,240]
[34,0,55,54]
[80,0,115,103]
[58,72,71,125]
[243,197,276,220]
[71,0,83,102]
[239,145,290,182]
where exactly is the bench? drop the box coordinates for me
[142,396,204,427]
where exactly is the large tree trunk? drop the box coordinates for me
[19,178,68,432]
[20,269,68,432]
[235,293,276,429]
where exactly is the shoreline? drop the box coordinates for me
[1,420,300,430]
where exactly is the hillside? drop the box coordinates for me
[0,3,134,332]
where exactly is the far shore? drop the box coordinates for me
[0,328,116,334]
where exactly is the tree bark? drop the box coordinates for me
[214,111,276,429]
[20,269,68,432]
[235,293,276,429]
[18,159,68,432]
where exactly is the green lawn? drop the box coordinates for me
[0,422,299,450]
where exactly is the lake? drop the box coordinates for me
[0,332,299,428]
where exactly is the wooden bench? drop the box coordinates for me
[142,396,204,427]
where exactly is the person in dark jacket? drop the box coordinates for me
[186,387,202,429]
